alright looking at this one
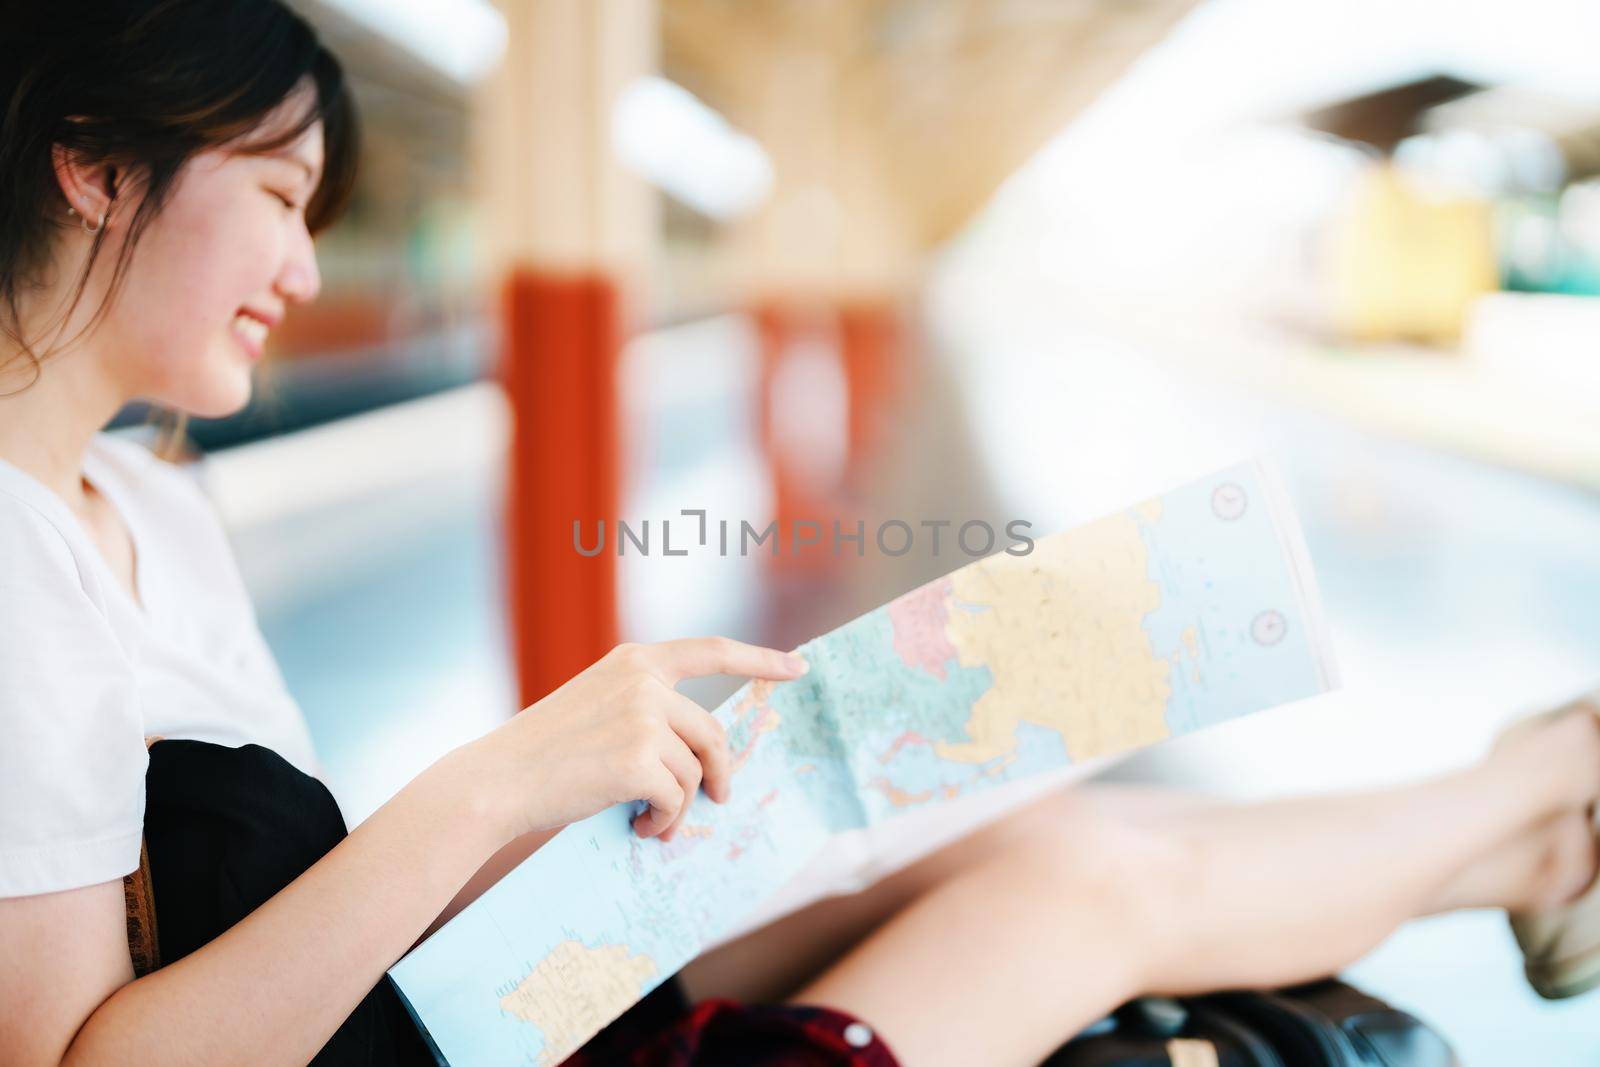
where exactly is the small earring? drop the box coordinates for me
[82,209,105,235]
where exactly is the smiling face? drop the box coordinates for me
[94,84,326,418]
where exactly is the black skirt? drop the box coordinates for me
[141,739,440,1065]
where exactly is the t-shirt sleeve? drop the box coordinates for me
[0,505,145,897]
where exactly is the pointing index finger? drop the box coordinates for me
[652,636,808,685]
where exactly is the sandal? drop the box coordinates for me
[1501,695,1600,1000]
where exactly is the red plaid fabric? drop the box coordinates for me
[562,989,902,1067]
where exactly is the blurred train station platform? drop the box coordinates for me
[118,0,1600,1058]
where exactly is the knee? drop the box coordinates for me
[990,794,1205,973]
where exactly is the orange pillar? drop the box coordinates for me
[753,298,905,523]
[751,300,844,575]
[480,0,656,707]
[836,299,902,484]
[499,271,621,706]
[752,302,807,534]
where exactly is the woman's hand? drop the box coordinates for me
[460,638,809,845]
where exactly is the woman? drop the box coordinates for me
[1,3,1597,1065]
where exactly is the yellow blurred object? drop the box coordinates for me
[1329,165,1498,346]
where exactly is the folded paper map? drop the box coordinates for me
[390,460,1338,1065]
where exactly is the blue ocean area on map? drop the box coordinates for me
[1134,470,1324,736]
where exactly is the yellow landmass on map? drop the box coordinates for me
[869,778,935,807]
[500,940,657,1065]
[935,505,1172,765]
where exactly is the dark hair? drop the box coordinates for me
[0,0,360,388]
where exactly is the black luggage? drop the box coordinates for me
[1044,979,1458,1067]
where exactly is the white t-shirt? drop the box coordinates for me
[0,432,320,898]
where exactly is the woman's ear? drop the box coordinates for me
[50,139,119,228]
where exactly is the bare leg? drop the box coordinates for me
[784,709,1600,1067]
[679,783,1225,1004]
[683,766,1585,1006]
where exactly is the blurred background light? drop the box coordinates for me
[317,0,507,85]
[612,75,774,220]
